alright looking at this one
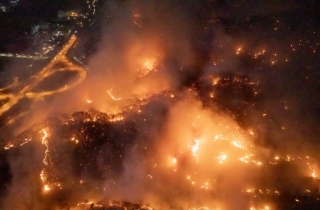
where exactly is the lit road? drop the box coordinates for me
[0,35,87,127]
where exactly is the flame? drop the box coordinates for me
[41,129,49,165]
[144,61,154,70]
[44,185,51,191]
[232,140,245,149]
[173,157,177,163]
[192,139,200,156]
[4,144,14,150]
[212,78,220,85]
[217,153,227,164]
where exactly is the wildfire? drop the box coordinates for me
[0,7,318,209]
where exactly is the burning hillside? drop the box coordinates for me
[1,1,320,210]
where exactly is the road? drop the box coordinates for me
[0,35,87,128]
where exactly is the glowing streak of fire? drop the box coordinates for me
[40,128,52,191]
[239,154,253,163]
[307,163,316,178]
[4,137,32,150]
[107,89,122,101]
[4,144,14,150]
[232,140,245,149]
[108,115,124,122]
[247,188,255,193]
[77,201,97,206]
[41,129,49,165]
[40,171,46,186]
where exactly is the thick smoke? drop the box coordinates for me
[111,93,256,209]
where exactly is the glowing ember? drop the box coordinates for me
[144,61,154,70]
[44,185,51,191]
[192,139,200,156]
[217,153,227,164]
